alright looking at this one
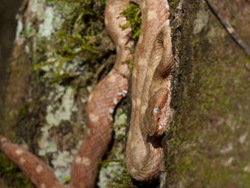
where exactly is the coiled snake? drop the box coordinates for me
[0,0,172,187]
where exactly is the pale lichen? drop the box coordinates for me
[38,124,57,155]
[38,86,78,180]
[52,151,74,183]
[38,7,55,39]
[31,0,45,18]
[15,15,23,40]
[45,86,77,126]
[98,107,129,187]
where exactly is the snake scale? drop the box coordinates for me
[0,0,172,187]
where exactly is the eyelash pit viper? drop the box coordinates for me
[0,0,172,187]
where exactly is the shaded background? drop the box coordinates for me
[0,0,21,107]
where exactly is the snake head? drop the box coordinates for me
[144,88,171,137]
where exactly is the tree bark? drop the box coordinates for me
[0,0,118,187]
[0,0,21,110]
[165,0,250,187]
[0,0,249,187]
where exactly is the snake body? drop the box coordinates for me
[0,0,172,187]
[126,0,172,181]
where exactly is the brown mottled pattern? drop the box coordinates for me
[0,0,172,187]
[126,0,172,181]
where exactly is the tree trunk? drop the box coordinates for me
[0,0,21,110]
[165,0,250,187]
[0,0,121,187]
[0,0,249,187]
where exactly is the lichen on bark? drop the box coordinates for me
[1,0,250,187]
[0,0,115,186]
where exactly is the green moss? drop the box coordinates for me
[32,0,107,84]
[122,3,141,40]
[1,0,108,187]
[0,154,33,188]
[166,0,250,186]
[169,0,183,18]
[99,157,135,188]
[107,166,136,188]
[18,104,29,118]
[32,1,142,85]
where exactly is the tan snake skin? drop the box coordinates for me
[126,0,172,181]
[0,0,172,187]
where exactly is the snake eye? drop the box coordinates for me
[153,107,161,115]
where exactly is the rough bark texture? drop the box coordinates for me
[0,0,122,187]
[165,0,250,187]
[0,0,249,187]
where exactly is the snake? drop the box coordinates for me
[0,0,172,187]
